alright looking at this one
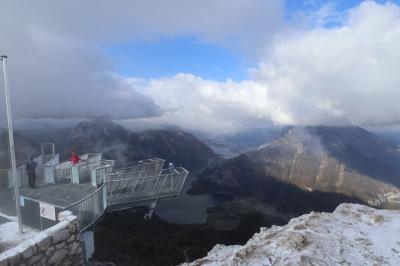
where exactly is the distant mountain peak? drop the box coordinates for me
[72,119,129,139]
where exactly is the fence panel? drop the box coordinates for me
[106,167,189,206]
[95,158,165,185]
[20,197,63,230]
[65,184,106,231]
[53,160,72,183]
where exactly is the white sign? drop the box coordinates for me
[39,202,56,221]
[20,196,25,207]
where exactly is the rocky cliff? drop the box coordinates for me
[194,126,400,210]
[184,203,400,265]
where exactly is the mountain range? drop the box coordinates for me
[13,119,217,169]
[5,119,400,212]
[191,126,400,211]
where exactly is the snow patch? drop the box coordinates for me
[0,212,37,253]
[184,204,400,265]
[0,222,37,247]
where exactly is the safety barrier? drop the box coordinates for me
[64,183,107,231]
[52,160,72,183]
[106,167,189,206]
[20,196,64,231]
[12,153,188,234]
[93,158,165,186]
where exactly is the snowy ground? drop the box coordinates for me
[0,211,37,253]
[184,204,400,265]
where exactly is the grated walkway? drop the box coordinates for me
[19,183,97,208]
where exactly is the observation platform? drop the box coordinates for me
[0,149,189,233]
[20,184,96,208]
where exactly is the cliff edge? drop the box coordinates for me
[184,204,400,265]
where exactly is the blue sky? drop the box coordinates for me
[104,36,250,81]
[3,0,400,129]
[103,0,400,82]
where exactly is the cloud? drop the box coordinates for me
[128,1,400,134]
[126,74,284,135]
[254,1,400,126]
[0,28,161,120]
[0,0,283,123]
[2,1,400,136]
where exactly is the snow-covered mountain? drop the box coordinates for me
[184,203,400,265]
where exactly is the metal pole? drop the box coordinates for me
[1,55,23,233]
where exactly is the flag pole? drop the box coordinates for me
[1,55,23,233]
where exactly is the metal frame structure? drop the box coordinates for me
[8,154,189,233]
[63,183,107,232]
[41,143,55,156]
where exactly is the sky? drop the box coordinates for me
[1,0,400,135]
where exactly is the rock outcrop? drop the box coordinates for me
[184,204,400,265]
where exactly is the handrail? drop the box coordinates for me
[106,167,188,182]
[95,158,165,186]
[22,195,65,210]
[106,172,170,183]
[65,183,105,209]
[98,158,165,172]
[63,183,107,232]
[106,167,189,207]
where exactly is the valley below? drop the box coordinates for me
[92,170,362,265]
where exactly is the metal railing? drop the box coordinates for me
[7,166,28,188]
[94,158,165,185]
[64,183,107,231]
[106,167,189,206]
[53,160,72,183]
[76,160,102,183]
[20,196,64,231]
[40,154,57,165]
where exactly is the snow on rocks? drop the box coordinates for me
[0,221,37,250]
[0,211,37,252]
[184,204,400,266]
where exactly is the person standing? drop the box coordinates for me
[26,155,37,188]
[169,162,174,173]
[70,152,81,165]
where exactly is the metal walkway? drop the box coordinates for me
[1,148,189,232]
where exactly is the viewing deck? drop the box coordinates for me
[20,183,96,208]
[0,150,189,233]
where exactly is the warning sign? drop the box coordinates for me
[39,202,56,221]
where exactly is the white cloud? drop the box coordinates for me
[126,74,286,135]
[0,0,284,123]
[128,1,400,134]
[2,1,400,136]
[255,1,400,126]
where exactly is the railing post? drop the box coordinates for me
[177,169,189,195]
[72,165,80,184]
[151,175,161,194]
[91,168,97,187]
[103,183,108,209]
[44,166,55,184]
